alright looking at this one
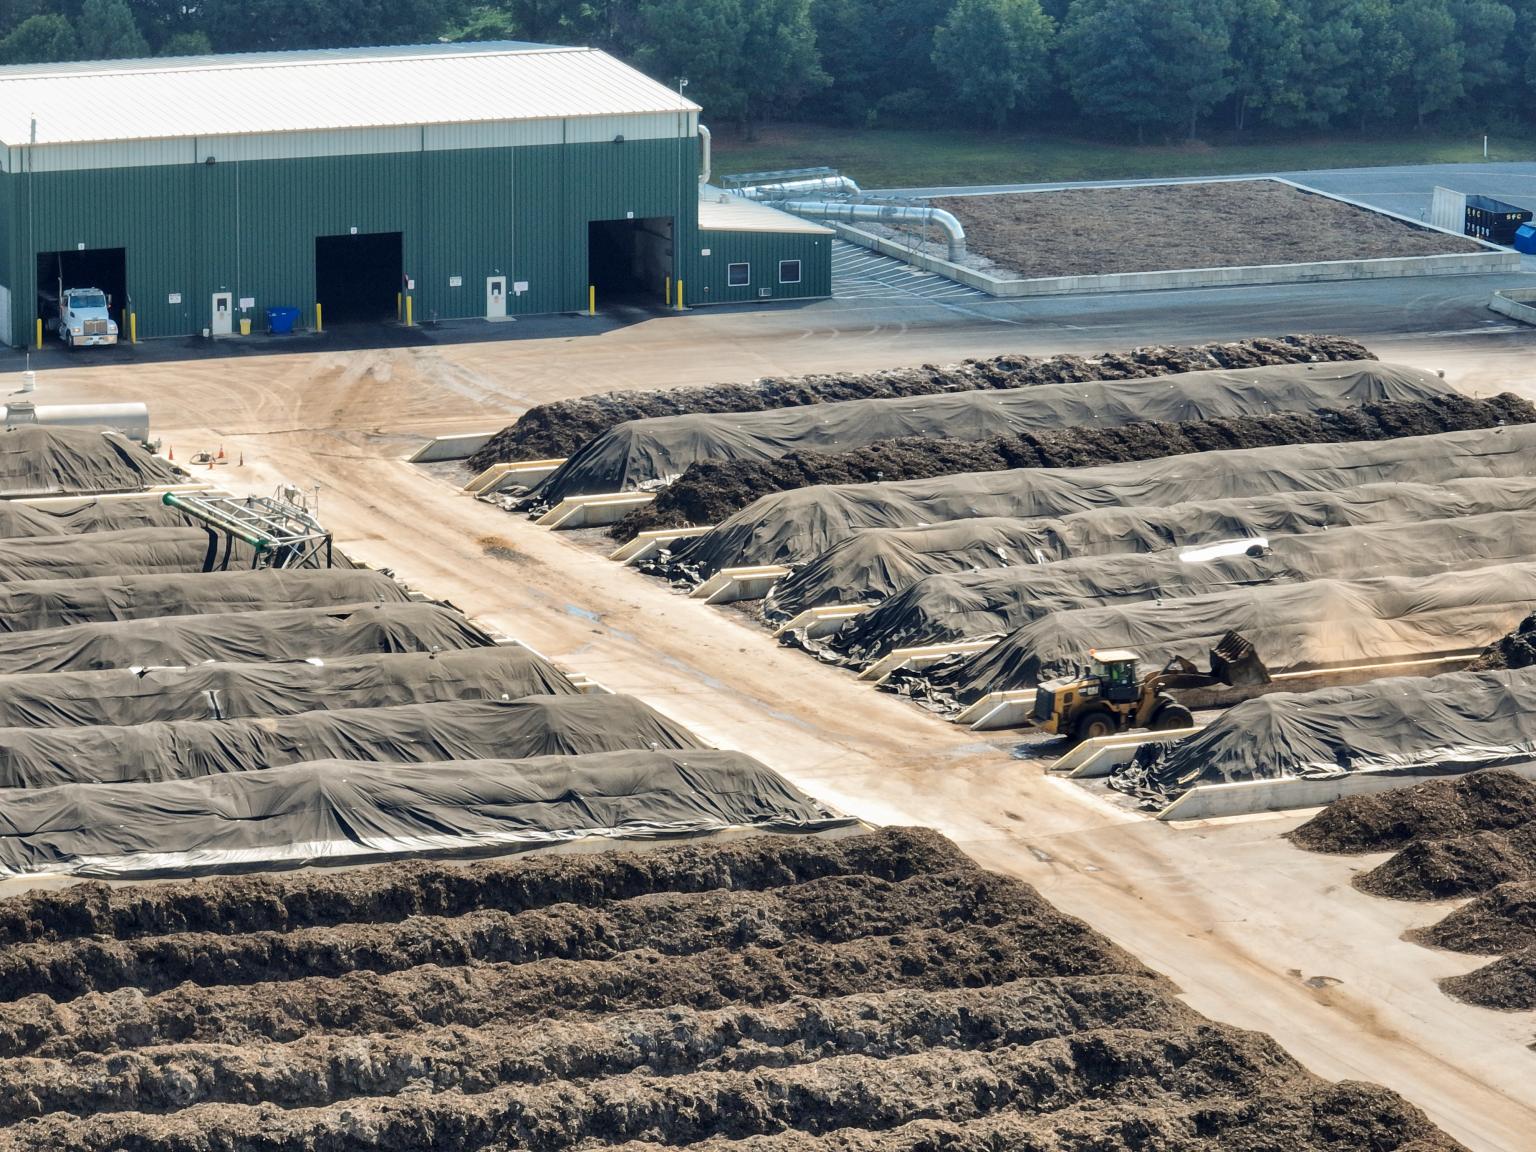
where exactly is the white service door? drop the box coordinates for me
[486,276,507,319]
[211,292,233,336]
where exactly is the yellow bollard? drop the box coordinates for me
[129,313,137,343]
[588,285,596,316]
[405,295,413,326]
[35,318,42,349]
[675,279,685,311]
[664,275,671,304]
[397,292,402,322]
[316,302,323,333]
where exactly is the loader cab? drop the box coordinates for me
[1089,649,1143,704]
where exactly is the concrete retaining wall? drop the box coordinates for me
[833,177,1517,298]
[1489,286,1536,325]
[407,432,496,463]
[1159,760,1536,822]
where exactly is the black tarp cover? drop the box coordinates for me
[0,750,851,878]
[534,361,1451,500]
[0,602,493,675]
[0,568,408,633]
[669,422,1536,581]
[825,509,1536,665]
[0,496,193,537]
[0,527,257,581]
[0,648,580,728]
[0,695,705,788]
[0,425,183,496]
[765,477,1536,621]
[891,562,1536,710]
[1118,668,1536,799]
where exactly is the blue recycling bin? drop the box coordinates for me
[1515,223,1536,254]
[266,306,300,335]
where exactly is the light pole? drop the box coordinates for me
[678,77,688,97]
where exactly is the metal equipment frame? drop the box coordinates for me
[161,491,334,569]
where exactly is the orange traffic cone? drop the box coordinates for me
[167,445,173,461]
[207,456,214,470]
[217,445,226,460]
[238,452,244,467]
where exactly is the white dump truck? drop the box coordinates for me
[46,287,119,348]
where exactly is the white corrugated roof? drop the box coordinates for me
[698,189,833,235]
[0,42,700,146]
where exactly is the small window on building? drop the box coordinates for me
[779,259,802,285]
[727,262,750,287]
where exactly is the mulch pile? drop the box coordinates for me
[1468,611,1536,671]
[1412,881,1536,955]
[1292,768,1536,1017]
[935,181,1485,279]
[469,334,1371,467]
[612,392,1536,541]
[1290,768,1536,856]
[0,827,1463,1150]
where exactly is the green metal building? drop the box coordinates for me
[0,42,831,348]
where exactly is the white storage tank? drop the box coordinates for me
[1,401,150,443]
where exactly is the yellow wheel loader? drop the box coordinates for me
[1030,631,1269,745]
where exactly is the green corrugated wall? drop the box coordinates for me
[1,135,745,346]
[693,229,832,305]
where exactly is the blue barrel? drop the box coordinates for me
[266,306,300,335]
[1515,223,1536,254]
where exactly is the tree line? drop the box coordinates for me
[2,0,1531,142]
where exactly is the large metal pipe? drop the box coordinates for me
[697,123,711,186]
[739,175,861,200]
[777,200,967,262]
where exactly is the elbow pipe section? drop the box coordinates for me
[778,201,966,262]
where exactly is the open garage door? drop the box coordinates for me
[36,248,127,332]
[588,217,672,307]
[315,232,402,324]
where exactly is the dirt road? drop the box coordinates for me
[25,312,1536,1151]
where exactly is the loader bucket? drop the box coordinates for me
[1209,631,1270,687]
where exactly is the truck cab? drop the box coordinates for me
[56,288,118,348]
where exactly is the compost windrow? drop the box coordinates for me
[1113,668,1536,804]
[0,751,850,879]
[658,410,1536,582]
[887,562,1536,711]
[0,695,705,789]
[818,508,1536,666]
[0,601,494,675]
[530,360,1446,503]
[0,526,259,581]
[0,568,408,633]
[624,392,1533,545]
[0,495,194,538]
[766,476,1536,622]
[0,424,183,496]
[0,827,1461,1152]
[0,647,579,728]
[471,333,1373,467]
